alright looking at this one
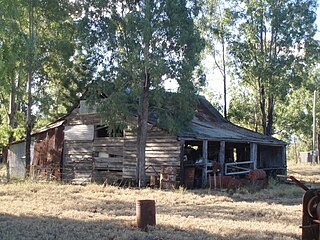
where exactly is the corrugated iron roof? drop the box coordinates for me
[178,96,286,145]
[32,120,65,135]
[23,95,285,146]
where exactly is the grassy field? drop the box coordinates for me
[0,162,318,240]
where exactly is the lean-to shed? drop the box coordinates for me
[8,96,286,186]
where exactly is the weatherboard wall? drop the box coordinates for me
[63,101,181,184]
[123,126,181,180]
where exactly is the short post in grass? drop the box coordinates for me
[136,199,156,230]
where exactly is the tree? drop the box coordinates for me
[227,0,319,136]
[77,0,204,187]
[276,65,320,141]
[0,0,89,174]
[228,81,262,132]
[0,0,29,165]
[198,0,233,119]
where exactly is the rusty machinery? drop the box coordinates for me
[289,176,320,240]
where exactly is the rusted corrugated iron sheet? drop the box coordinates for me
[32,124,64,180]
[32,120,64,135]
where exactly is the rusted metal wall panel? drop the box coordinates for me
[32,125,64,180]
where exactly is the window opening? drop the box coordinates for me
[95,125,124,138]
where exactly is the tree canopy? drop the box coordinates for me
[75,0,204,186]
[0,0,90,163]
[0,0,319,172]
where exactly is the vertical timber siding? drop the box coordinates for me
[63,104,100,183]
[123,126,181,180]
[63,102,181,183]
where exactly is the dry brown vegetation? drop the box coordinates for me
[0,162,320,240]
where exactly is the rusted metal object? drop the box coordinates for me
[32,124,64,180]
[289,176,320,239]
[301,189,320,239]
[247,169,267,181]
[136,200,156,230]
[289,176,309,192]
[160,167,177,190]
[184,167,195,189]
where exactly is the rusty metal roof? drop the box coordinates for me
[178,96,286,145]
[32,120,65,135]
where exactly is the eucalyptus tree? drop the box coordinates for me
[227,0,319,136]
[0,0,88,172]
[77,0,204,187]
[198,0,233,119]
[0,0,29,163]
[276,66,320,142]
[228,82,262,132]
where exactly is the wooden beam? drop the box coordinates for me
[282,145,287,175]
[179,140,185,186]
[219,141,225,175]
[250,143,257,169]
[202,140,208,188]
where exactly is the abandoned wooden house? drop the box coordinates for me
[8,96,286,187]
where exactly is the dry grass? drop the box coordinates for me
[288,161,320,184]
[0,163,316,240]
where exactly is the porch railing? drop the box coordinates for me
[225,160,254,176]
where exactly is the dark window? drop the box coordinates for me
[95,125,124,138]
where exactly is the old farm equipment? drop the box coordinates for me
[288,176,320,239]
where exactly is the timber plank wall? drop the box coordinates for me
[123,126,181,180]
[63,102,181,184]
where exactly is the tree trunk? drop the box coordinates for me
[317,131,320,163]
[137,85,149,188]
[25,0,34,177]
[222,36,227,119]
[137,0,152,188]
[5,71,17,180]
[265,96,274,136]
[259,85,267,134]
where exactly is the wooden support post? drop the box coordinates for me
[282,145,287,175]
[312,90,317,164]
[250,143,257,170]
[219,141,225,175]
[179,140,185,186]
[202,140,208,188]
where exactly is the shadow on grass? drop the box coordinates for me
[0,210,300,240]
[61,196,301,240]
[0,213,228,240]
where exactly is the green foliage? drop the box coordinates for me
[228,82,261,132]
[198,0,232,118]
[275,64,320,144]
[78,0,204,133]
[276,87,314,140]
[226,0,319,135]
[0,0,91,151]
[287,139,312,162]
